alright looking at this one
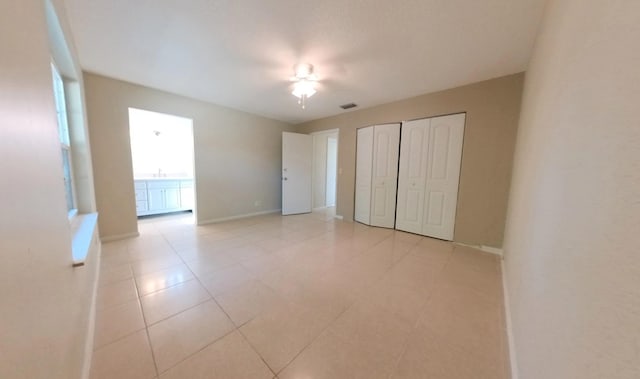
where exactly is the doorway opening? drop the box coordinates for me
[128,108,196,221]
[311,129,339,210]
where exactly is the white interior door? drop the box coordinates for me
[396,118,430,234]
[354,127,374,224]
[370,124,400,228]
[282,132,313,215]
[326,137,338,207]
[423,113,465,240]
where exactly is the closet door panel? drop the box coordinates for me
[370,124,400,228]
[422,113,465,240]
[354,127,374,224]
[396,119,430,234]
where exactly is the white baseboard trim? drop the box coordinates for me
[81,240,101,379]
[100,231,140,243]
[501,259,519,379]
[454,242,504,256]
[313,206,328,211]
[334,214,344,220]
[198,209,281,225]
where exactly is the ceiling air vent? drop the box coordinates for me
[340,103,357,110]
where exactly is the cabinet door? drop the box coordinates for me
[180,181,194,209]
[354,127,374,225]
[370,123,400,228]
[422,113,465,240]
[396,119,430,234]
[165,188,181,210]
[147,188,165,211]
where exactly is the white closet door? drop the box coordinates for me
[354,127,374,224]
[370,123,400,228]
[396,118,430,234]
[422,113,465,240]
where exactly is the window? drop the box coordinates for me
[51,63,76,215]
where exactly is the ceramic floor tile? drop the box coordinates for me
[226,244,271,262]
[135,264,195,296]
[240,253,289,276]
[100,250,134,268]
[327,300,414,366]
[148,300,235,373]
[98,264,133,286]
[90,329,156,379]
[128,245,177,262]
[439,262,503,300]
[185,252,238,278]
[96,278,139,310]
[392,324,507,379]
[417,297,505,359]
[140,279,211,325]
[94,299,145,349]
[358,280,430,325]
[131,253,184,277]
[279,329,390,379]
[239,300,338,373]
[215,280,286,326]
[91,210,508,379]
[199,263,256,296]
[158,331,273,379]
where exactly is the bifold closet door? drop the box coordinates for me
[354,124,400,227]
[370,124,400,228]
[396,118,430,234]
[396,113,465,240]
[354,127,374,224]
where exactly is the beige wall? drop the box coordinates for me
[503,0,640,378]
[84,73,294,239]
[0,0,99,378]
[297,73,524,248]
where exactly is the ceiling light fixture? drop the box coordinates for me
[291,63,317,109]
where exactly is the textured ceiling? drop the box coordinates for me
[64,0,546,124]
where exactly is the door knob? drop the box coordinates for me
[283,177,288,181]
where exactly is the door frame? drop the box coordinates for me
[310,128,340,210]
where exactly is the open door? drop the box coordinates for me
[282,132,313,215]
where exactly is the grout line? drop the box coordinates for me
[154,227,273,376]
[131,266,161,378]
[100,210,500,378]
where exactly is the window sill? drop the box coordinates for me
[71,212,98,266]
[68,208,78,220]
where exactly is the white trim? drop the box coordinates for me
[72,213,98,265]
[80,240,101,379]
[313,206,329,211]
[454,242,504,256]
[198,209,281,225]
[309,128,340,136]
[480,245,504,256]
[501,259,519,379]
[334,214,344,220]
[100,231,140,243]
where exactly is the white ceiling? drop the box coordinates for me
[64,0,546,124]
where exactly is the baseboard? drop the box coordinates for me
[501,259,519,379]
[454,242,504,256]
[334,214,344,220]
[100,231,139,243]
[198,209,281,225]
[480,245,504,256]
[81,239,101,379]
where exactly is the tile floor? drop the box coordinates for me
[90,208,509,379]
